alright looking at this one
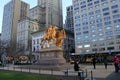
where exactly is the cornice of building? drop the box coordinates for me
[31,27,47,35]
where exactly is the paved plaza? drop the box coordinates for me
[81,64,119,80]
[0,64,119,80]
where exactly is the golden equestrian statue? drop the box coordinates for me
[41,25,66,48]
[41,26,53,47]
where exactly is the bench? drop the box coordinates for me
[62,69,84,77]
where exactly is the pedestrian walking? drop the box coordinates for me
[74,60,79,71]
[113,56,119,72]
[103,56,108,69]
[92,56,97,69]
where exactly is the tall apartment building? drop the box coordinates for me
[0,33,1,47]
[63,5,75,57]
[17,5,45,55]
[38,0,63,28]
[17,19,32,55]
[29,5,46,29]
[73,0,120,54]
[0,33,1,41]
[1,0,29,55]
[66,5,74,32]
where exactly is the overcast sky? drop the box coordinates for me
[0,0,72,33]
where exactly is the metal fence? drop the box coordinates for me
[0,65,94,80]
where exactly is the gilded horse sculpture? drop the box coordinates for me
[41,26,66,48]
[41,26,53,47]
[51,26,66,47]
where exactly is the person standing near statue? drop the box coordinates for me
[1,52,7,66]
[113,56,119,72]
[74,60,79,71]
[92,56,97,69]
[103,56,108,69]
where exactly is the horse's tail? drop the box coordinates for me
[61,29,66,38]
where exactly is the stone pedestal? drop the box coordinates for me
[37,48,67,70]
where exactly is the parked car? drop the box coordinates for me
[85,58,93,63]
[69,59,75,64]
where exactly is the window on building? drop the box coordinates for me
[88,7,93,10]
[92,48,97,52]
[33,40,35,45]
[113,14,120,19]
[113,19,120,24]
[102,7,109,11]
[116,35,120,39]
[93,44,97,47]
[90,25,95,28]
[115,29,120,34]
[104,21,111,25]
[82,14,87,17]
[81,1,86,5]
[83,31,89,34]
[75,15,80,19]
[106,36,113,40]
[83,26,88,30]
[89,12,94,15]
[88,3,93,6]
[89,16,94,19]
[105,26,112,30]
[101,0,106,2]
[74,3,79,7]
[107,42,114,45]
[96,14,101,18]
[111,5,118,9]
[87,0,92,2]
[37,39,39,44]
[99,48,105,51]
[84,44,90,48]
[84,39,90,42]
[99,33,103,36]
[115,24,120,28]
[94,1,99,4]
[76,32,81,35]
[99,38,104,41]
[116,40,120,44]
[105,31,113,35]
[101,2,108,6]
[95,5,100,8]
[96,19,102,23]
[81,5,86,8]
[97,23,103,27]
[74,11,79,14]
[82,18,87,22]
[103,12,110,16]
[112,10,119,13]
[81,9,87,12]
[91,30,95,32]
[90,20,95,24]
[111,0,117,3]
[82,22,88,25]
[107,47,114,50]
[76,28,81,31]
[99,43,105,46]
[98,28,103,31]
[75,19,80,23]
[92,34,96,37]
[95,10,101,14]
[104,16,111,21]
[75,24,81,27]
